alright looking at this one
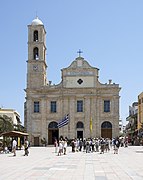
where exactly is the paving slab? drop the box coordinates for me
[0,146,143,180]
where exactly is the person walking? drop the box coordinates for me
[114,137,120,154]
[24,139,29,156]
[79,138,83,152]
[95,138,99,152]
[86,139,90,153]
[12,138,17,156]
[100,138,105,154]
[63,139,67,155]
[83,138,86,152]
[58,140,63,156]
[71,139,75,152]
[54,139,58,153]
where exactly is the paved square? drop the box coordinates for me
[0,146,143,180]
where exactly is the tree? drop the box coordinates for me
[14,123,25,132]
[0,115,14,134]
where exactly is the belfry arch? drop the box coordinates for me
[33,30,38,41]
[33,47,39,60]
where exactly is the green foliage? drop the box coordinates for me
[14,123,25,132]
[0,115,14,134]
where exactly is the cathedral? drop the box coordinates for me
[24,17,121,146]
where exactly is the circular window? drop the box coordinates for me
[77,79,83,84]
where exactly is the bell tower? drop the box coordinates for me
[27,17,47,88]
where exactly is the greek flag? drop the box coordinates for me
[57,114,69,128]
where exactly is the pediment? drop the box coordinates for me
[63,57,98,70]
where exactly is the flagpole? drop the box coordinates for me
[68,97,70,139]
[90,117,92,138]
[90,97,92,138]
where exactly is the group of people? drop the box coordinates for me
[12,138,29,156]
[55,136,128,155]
[70,137,114,154]
[54,138,68,156]
[10,136,128,157]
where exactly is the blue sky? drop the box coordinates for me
[0,0,143,125]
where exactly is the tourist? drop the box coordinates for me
[105,138,110,152]
[71,139,75,152]
[24,138,29,156]
[12,138,17,156]
[86,139,90,153]
[83,138,86,152]
[54,139,58,153]
[100,138,105,154]
[95,138,99,152]
[114,137,120,154]
[63,139,67,155]
[79,138,83,152]
[58,140,63,156]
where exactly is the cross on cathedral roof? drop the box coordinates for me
[77,49,83,57]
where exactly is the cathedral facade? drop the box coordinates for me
[24,17,121,146]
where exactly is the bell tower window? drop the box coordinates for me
[33,30,38,41]
[33,47,39,60]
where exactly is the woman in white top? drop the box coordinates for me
[63,139,67,155]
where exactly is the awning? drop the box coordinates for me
[0,131,29,137]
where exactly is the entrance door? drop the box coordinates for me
[101,121,112,139]
[76,121,84,140]
[34,137,39,146]
[77,131,83,139]
[48,129,59,144]
[101,129,112,139]
[48,121,59,145]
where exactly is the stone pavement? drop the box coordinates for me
[0,146,143,180]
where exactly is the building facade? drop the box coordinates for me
[138,92,143,136]
[0,108,21,125]
[125,102,138,143]
[24,17,121,146]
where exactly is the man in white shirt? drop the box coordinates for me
[12,139,17,156]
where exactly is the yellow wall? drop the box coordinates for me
[138,92,143,129]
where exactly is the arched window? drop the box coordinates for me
[76,121,84,128]
[33,30,38,41]
[48,122,58,129]
[33,47,39,60]
[101,121,112,129]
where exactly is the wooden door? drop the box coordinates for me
[101,129,112,139]
[34,137,39,146]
